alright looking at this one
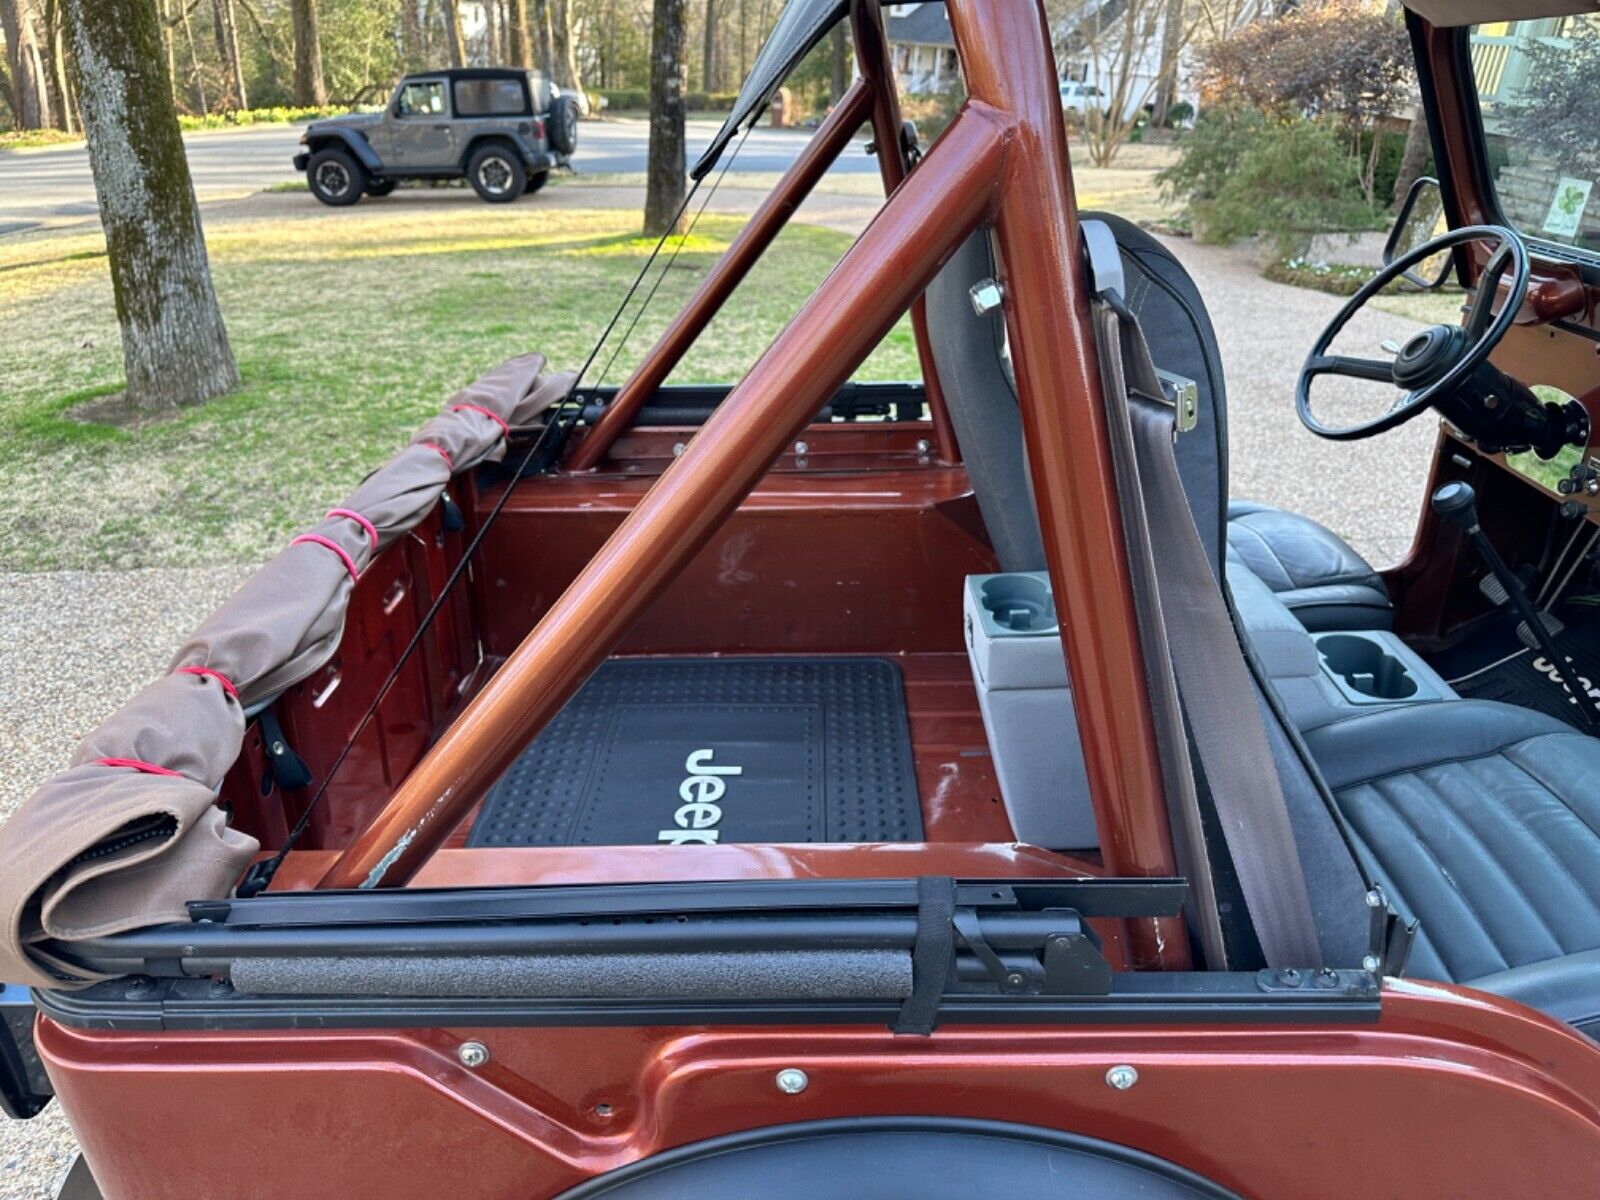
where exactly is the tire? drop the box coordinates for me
[547,95,579,156]
[467,142,525,203]
[307,147,365,206]
[365,178,399,197]
[524,170,549,197]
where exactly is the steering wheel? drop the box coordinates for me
[1296,224,1530,441]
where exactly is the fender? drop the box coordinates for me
[459,129,550,171]
[306,126,384,174]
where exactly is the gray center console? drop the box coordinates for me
[963,572,1096,850]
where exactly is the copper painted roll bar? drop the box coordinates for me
[851,0,960,465]
[322,0,1186,970]
[319,106,1009,891]
[567,79,876,471]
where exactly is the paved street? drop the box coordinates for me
[0,116,874,235]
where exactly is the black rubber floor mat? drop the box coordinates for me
[468,658,923,847]
[1449,614,1600,731]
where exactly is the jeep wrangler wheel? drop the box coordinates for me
[365,179,399,197]
[548,95,580,156]
[468,144,525,203]
[307,148,365,206]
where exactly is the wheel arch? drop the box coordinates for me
[459,131,527,172]
[305,128,382,174]
[551,1118,1240,1200]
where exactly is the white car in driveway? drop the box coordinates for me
[1058,80,1106,118]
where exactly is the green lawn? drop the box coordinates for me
[0,208,919,571]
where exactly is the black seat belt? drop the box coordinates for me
[1085,250,1323,968]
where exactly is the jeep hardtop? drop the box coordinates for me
[293,66,579,205]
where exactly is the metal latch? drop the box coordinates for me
[1156,369,1199,434]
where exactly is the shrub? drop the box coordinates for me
[1157,103,1266,214]
[1164,111,1375,253]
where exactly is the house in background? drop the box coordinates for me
[884,3,957,95]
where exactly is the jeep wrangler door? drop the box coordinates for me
[390,77,457,171]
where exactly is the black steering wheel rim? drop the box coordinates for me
[1295,224,1530,441]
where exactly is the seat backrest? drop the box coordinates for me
[924,214,1230,577]
[923,217,1372,966]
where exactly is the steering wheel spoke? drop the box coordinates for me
[1308,353,1395,384]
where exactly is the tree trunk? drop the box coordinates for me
[291,0,326,106]
[210,0,247,111]
[700,0,715,91]
[0,0,54,128]
[531,0,553,75]
[159,0,178,109]
[643,0,687,237]
[63,0,238,412]
[828,21,846,104]
[1151,0,1184,126]
[1392,102,1431,207]
[442,0,466,67]
[484,0,500,65]
[399,0,423,70]
[551,0,582,92]
[41,0,73,132]
[180,0,207,112]
[505,0,531,67]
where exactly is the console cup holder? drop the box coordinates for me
[1316,633,1419,702]
[979,574,1058,634]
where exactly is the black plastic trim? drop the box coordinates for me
[551,1117,1241,1200]
[33,970,1380,1033]
[1,984,51,1120]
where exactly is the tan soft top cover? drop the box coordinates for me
[0,355,573,990]
[1407,0,1598,26]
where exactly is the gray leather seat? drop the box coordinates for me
[924,211,1392,631]
[1227,500,1392,631]
[1305,701,1600,1034]
[926,216,1600,1035]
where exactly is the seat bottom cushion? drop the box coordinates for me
[1226,500,1392,631]
[1304,700,1600,1034]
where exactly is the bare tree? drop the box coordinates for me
[291,0,326,105]
[1051,0,1214,167]
[506,0,532,66]
[210,0,247,110]
[552,0,583,93]
[532,0,554,75]
[0,0,54,128]
[62,0,238,412]
[829,20,846,103]
[701,0,716,90]
[442,0,466,66]
[40,0,74,132]
[643,0,686,237]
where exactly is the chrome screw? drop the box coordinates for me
[1105,1065,1138,1091]
[915,439,931,455]
[775,1067,809,1094]
[1362,955,1381,973]
[457,1041,490,1068]
[672,442,687,457]
[794,440,809,456]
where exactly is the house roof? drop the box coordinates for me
[885,3,955,49]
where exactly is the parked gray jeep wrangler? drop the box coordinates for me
[293,67,579,206]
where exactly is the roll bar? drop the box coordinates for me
[320,0,1186,971]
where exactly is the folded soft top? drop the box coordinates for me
[0,354,574,990]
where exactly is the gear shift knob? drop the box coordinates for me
[1432,481,1479,530]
